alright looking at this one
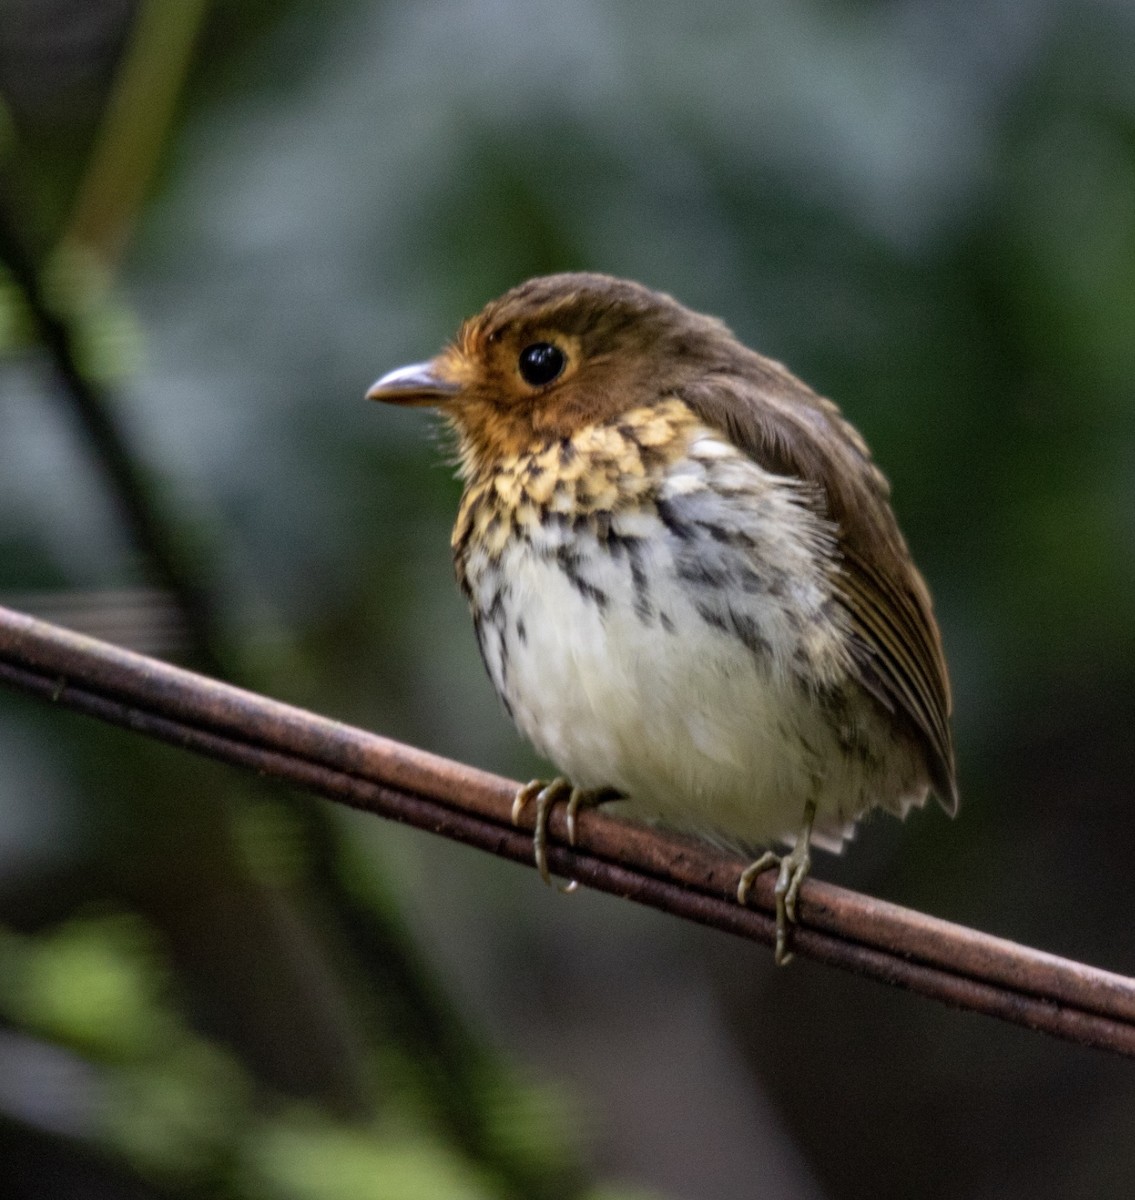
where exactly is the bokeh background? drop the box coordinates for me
[2,1,1135,1197]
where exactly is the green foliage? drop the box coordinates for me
[41,246,145,383]
[0,916,168,1060]
[242,1111,495,1200]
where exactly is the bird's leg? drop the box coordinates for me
[512,779,621,890]
[736,799,817,966]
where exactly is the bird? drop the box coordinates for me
[368,272,956,964]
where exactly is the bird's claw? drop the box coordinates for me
[513,777,571,886]
[512,779,620,892]
[736,801,816,966]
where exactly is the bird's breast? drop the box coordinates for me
[452,402,927,847]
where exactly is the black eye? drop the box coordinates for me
[518,342,566,387]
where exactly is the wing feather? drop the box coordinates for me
[680,355,957,811]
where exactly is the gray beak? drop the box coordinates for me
[366,361,460,406]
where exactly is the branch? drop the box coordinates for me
[60,0,209,268]
[0,197,230,679]
[2,603,1134,1058]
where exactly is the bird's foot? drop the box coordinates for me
[736,801,817,966]
[512,778,621,892]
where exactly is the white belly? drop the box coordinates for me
[468,544,921,853]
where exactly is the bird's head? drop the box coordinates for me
[367,273,734,471]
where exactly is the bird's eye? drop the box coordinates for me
[517,342,566,387]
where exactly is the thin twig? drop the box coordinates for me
[60,0,209,268]
[1,603,1134,1058]
[0,198,230,678]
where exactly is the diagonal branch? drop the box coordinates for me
[2,602,1134,1058]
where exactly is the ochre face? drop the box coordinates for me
[432,311,590,456]
[367,273,732,470]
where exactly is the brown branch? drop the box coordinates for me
[2,602,1134,1058]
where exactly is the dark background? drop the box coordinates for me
[2,1,1134,1197]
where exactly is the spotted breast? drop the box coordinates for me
[453,398,929,852]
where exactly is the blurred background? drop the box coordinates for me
[1,0,1135,1196]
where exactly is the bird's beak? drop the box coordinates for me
[366,360,460,407]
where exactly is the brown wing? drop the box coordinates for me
[680,352,958,812]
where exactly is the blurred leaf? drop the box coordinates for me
[0,915,169,1060]
[102,1039,250,1181]
[243,1109,495,1200]
[41,244,145,381]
